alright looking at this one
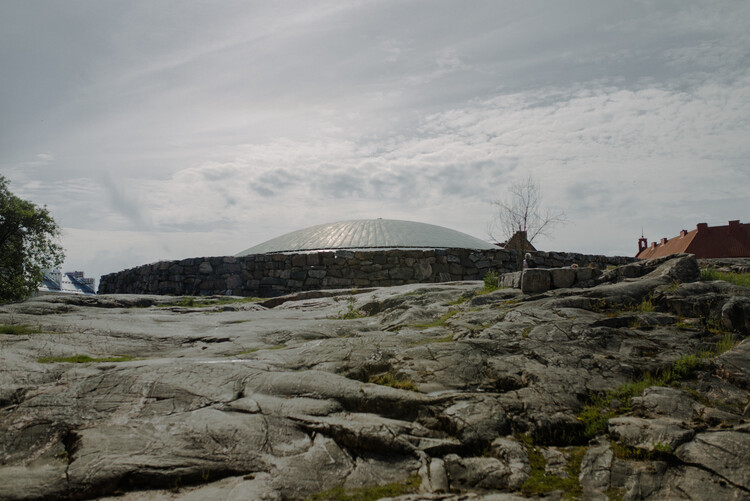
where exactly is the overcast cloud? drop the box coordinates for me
[2,0,749,285]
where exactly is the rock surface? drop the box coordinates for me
[1,254,749,500]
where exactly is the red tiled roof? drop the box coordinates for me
[636,221,750,259]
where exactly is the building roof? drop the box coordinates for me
[636,220,750,259]
[498,231,536,252]
[236,219,497,256]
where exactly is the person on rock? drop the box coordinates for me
[523,253,536,269]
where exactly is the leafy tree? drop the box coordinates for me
[488,174,566,245]
[0,175,64,302]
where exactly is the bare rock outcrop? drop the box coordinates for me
[1,254,749,500]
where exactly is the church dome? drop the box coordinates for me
[235,219,496,256]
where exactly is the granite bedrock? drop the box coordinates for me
[98,248,636,297]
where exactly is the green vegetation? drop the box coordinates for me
[447,296,469,306]
[54,449,70,464]
[411,310,459,330]
[634,295,655,313]
[519,434,585,499]
[368,372,419,392]
[701,268,750,287]
[578,333,738,439]
[338,295,366,319]
[606,295,655,317]
[306,474,421,501]
[483,271,499,292]
[37,354,136,364]
[611,440,674,461]
[702,313,729,334]
[158,296,264,308]
[0,175,65,303]
[0,323,39,335]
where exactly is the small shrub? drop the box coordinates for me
[483,271,499,292]
[338,296,366,320]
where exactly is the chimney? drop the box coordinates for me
[728,220,740,233]
[651,242,657,248]
[660,238,668,245]
[680,229,688,237]
[697,223,708,232]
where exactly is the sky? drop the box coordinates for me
[2,1,749,286]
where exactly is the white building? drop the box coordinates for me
[38,269,96,295]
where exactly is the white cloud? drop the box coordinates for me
[2,1,749,281]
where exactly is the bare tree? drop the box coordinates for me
[488,174,566,245]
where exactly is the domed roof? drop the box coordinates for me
[235,219,496,256]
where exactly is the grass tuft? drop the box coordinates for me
[577,333,739,439]
[0,324,39,335]
[337,296,367,319]
[519,434,585,499]
[411,310,459,330]
[368,372,419,392]
[701,269,750,287]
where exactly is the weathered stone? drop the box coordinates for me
[500,271,521,288]
[443,454,513,490]
[608,416,694,451]
[520,269,551,293]
[550,268,576,289]
[6,254,749,500]
[579,440,613,498]
[675,431,750,490]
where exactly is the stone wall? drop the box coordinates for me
[98,248,638,297]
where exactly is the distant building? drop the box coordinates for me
[496,230,536,253]
[636,220,750,259]
[235,218,497,255]
[38,269,96,295]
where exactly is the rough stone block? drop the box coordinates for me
[388,267,414,280]
[550,268,576,289]
[308,269,326,279]
[226,275,243,289]
[413,261,432,280]
[575,267,595,281]
[501,272,521,288]
[520,269,551,293]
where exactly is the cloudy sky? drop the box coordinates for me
[2,1,749,284]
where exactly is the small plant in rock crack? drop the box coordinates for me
[338,295,366,319]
